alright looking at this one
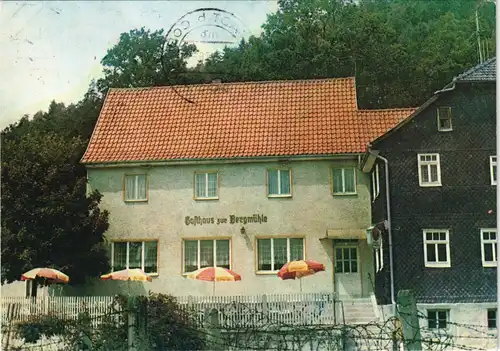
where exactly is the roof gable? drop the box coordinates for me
[370,58,496,147]
[81,78,414,164]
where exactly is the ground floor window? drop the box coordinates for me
[427,309,449,330]
[110,240,158,274]
[183,239,230,273]
[488,309,497,329]
[257,237,304,272]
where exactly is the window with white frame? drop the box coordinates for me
[481,229,497,267]
[428,309,449,330]
[371,164,380,200]
[332,167,356,195]
[110,240,158,274]
[124,174,147,201]
[423,230,450,268]
[183,239,230,273]
[437,107,452,131]
[488,309,497,329]
[257,237,304,272]
[267,169,292,196]
[194,172,218,199]
[491,156,497,185]
[418,154,441,187]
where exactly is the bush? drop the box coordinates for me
[14,293,206,350]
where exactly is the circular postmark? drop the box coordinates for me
[164,8,249,64]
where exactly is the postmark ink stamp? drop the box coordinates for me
[164,8,248,64]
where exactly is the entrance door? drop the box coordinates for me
[334,245,361,298]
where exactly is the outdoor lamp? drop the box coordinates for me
[240,226,246,235]
[366,225,375,247]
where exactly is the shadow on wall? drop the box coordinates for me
[54,278,149,297]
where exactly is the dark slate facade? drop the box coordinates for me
[365,58,497,304]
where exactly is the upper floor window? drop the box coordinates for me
[418,154,441,187]
[257,237,304,272]
[481,229,497,267]
[371,164,380,200]
[428,309,449,330]
[110,240,158,274]
[124,174,148,202]
[194,171,218,200]
[423,229,450,268]
[332,167,356,195]
[183,239,230,273]
[491,156,497,185]
[267,169,292,197]
[488,309,497,329]
[437,107,452,131]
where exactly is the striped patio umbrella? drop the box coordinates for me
[277,260,326,292]
[186,267,241,295]
[21,268,70,297]
[21,268,70,284]
[100,268,152,282]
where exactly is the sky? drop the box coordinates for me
[0,0,278,129]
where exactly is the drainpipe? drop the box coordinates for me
[433,80,456,95]
[369,151,396,316]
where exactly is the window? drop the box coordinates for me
[183,239,230,273]
[491,156,497,185]
[423,230,450,268]
[335,247,358,273]
[488,309,497,329]
[437,107,452,131]
[257,237,304,272]
[481,229,497,267]
[267,169,292,197]
[332,167,356,195]
[124,174,147,201]
[428,310,449,330]
[371,164,380,200]
[110,240,158,274]
[194,172,218,199]
[418,154,441,187]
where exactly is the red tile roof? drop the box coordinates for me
[81,78,415,164]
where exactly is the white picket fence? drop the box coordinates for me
[1,292,340,329]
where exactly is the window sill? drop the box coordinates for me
[483,263,497,268]
[194,197,219,201]
[332,192,357,196]
[438,128,453,132]
[124,199,148,203]
[419,183,442,188]
[147,273,159,277]
[267,194,292,198]
[256,271,279,275]
[424,263,451,268]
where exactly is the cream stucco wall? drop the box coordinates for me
[69,158,374,297]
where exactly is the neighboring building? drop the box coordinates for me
[78,78,414,299]
[362,58,496,347]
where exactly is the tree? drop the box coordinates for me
[202,0,495,108]
[96,27,203,94]
[1,129,110,285]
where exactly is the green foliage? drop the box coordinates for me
[13,294,206,350]
[16,314,68,343]
[1,130,110,284]
[202,0,496,108]
[138,292,206,350]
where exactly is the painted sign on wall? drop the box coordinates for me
[185,214,268,226]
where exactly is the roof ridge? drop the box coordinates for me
[108,77,355,92]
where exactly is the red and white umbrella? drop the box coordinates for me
[186,267,241,295]
[277,260,326,292]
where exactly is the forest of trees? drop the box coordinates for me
[1,0,496,285]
